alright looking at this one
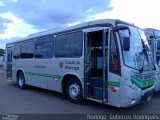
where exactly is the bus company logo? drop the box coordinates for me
[59,61,64,68]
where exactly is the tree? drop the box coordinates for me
[0,49,4,56]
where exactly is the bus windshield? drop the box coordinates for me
[118,24,154,71]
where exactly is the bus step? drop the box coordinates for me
[86,82,90,85]
[86,97,103,103]
[91,87,107,99]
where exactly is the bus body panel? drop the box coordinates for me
[153,40,160,92]
[47,58,84,92]
[107,72,121,107]
[12,58,85,93]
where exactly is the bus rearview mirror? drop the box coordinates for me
[150,35,154,39]
[123,37,130,51]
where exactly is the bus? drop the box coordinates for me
[144,28,160,91]
[4,19,156,108]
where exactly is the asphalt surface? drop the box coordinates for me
[0,67,160,114]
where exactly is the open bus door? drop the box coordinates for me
[84,28,109,103]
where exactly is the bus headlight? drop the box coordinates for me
[125,81,139,91]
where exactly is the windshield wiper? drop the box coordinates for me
[147,51,156,71]
[139,40,156,73]
[144,43,156,71]
[139,50,145,73]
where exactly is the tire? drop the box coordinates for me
[17,72,26,89]
[66,78,83,104]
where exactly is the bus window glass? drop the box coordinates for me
[55,31,83,58]
[154,30,160,39]
[35,37,54,59]
[13,43,21,59]
[21,40,35,58]
[118,24,154,71]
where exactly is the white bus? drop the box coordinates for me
[144,28,160,91]
[5,19,156,108]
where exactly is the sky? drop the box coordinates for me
[0,0,160,49]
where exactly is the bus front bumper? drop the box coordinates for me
[155,79,160,92]
[121,83,156,108]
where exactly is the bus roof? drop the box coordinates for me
[6,19,132,45]
[144,28,160,34]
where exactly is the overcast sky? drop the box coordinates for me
[0,0,160,49]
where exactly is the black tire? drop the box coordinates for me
[17,72,26,89]
[66,78,83,104]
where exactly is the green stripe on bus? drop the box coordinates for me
[13,70,84,81]
[25,72,62,79]
[131,76,155,89]
[108,81,120,87]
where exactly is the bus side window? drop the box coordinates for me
[55,31,83,58]
[13,43,21,59]
[109,31,120,74]
[35,37,54,59]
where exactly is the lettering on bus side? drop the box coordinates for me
[64,60,80,71]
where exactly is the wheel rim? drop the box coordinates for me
[18,76,24,87]
[69,83,80,99]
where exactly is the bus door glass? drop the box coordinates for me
[7,47,13,79]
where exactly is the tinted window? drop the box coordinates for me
[13,43,21,59]
[35,37,54,59]
[55,31,83,58]
[21,40,35,58]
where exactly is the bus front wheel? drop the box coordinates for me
[66,78,83,104]
[17,72,26,89]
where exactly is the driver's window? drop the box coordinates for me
[109,31,120,75]
[119,30,130,41]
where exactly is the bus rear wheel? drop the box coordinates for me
[17,72,26,89]
[66,78,83,104]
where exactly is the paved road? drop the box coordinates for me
[0,67,160,114]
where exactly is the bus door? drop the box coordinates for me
[6,47,13,79]
[155,40,160,66]
[84,28,109,103]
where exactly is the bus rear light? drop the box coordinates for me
[109,86,116,92]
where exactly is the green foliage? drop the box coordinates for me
[0,49,4,56]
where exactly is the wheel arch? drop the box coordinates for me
[16,68,25,82]
[61,73,84,98]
